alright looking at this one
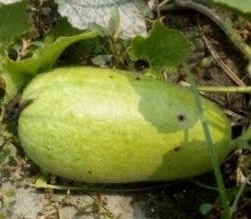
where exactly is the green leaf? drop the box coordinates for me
[0,69,29,103]
[0,0,32,53]
[199,203,214,215]
[209,0,251,20]
[129,22,194,75]
[2,19,97,76]
[44,18,82,42]
[2,34,97,76]
[0,19,97,102]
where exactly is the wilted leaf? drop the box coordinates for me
[129,22,194,75]
[55,0,148,38]
[0,0,32,53]
[210,0,251,19]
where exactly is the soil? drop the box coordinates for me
[0,3,251,219]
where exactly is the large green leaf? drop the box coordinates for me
[0,0,32,53]
[210,0,251,19]
[129,22,194,75]
[2,29,96,76]
[0,19,97,102]
[2,32,97,75]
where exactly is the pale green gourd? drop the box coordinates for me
[18,67,231,183]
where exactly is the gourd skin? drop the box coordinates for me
[18,67,231,183]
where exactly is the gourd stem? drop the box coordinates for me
[198,86,251,93]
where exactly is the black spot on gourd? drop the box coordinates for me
[177,114,186,122]
[174,145,181,152]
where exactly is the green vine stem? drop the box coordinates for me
[33,177,183,192]
[198,86,251,93]
[230,182,247,217]
[185,66,231,219]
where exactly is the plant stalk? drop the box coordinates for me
[198,86,251,93]
[186,66,231,219]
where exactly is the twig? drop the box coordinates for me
[156,0,161,18]
[198,32,246,87]
[223,109,247,122]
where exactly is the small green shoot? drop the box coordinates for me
[199,203,214,215]
[108,8,120,36]
[89,9,130,68]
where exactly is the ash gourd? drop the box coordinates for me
[18,67,231,183]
